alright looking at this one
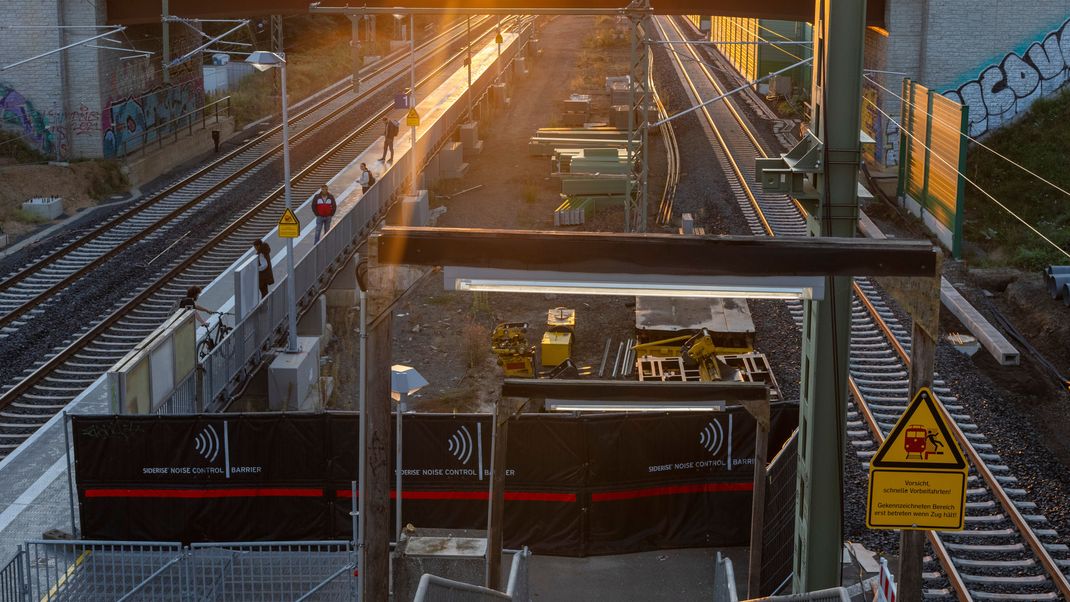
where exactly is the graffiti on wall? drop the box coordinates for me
[946,17,1070,137]
[102,79,203,158]
[0,83,62,158]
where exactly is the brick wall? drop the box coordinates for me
[0,0,66,159]
[0,0,205,160]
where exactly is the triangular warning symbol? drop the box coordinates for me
[871,388,967,470]
[406,108,419,120]
[279,208,299,226]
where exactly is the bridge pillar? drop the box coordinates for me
[794,0,866,593]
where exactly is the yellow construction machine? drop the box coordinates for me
[491,322,536,378]
[634,328,739,382]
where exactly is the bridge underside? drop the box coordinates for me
[107,0,885,27]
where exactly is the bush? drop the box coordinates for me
[460,320,489,369]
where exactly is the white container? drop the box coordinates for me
[22,196,64,220]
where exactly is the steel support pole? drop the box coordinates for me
[279,60,299,354]
[793,0,865,593]
[356,288,368,600]
[485,401,509,590]
[271,16,283,97]
[349,15,362,94]
[389,393,405,596]
[467,16,473,121]
[162,0,170,83]
[410,14,418,194]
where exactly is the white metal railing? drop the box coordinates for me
[413,548,531,602]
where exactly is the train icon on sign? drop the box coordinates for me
[699,419,724,455]
[903,424,945,460]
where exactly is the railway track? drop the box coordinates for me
[0,17,514,458]
[0,16,493,334]
[658,14,1070,601]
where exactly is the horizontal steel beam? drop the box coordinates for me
[502,379,769,401]
[375,228,940,278]
[105,1,886,27]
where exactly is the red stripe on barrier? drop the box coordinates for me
[84,488,322,499]
[358,490,576,502]
[591,482,753,502]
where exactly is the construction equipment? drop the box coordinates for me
[491,322,536,378]
[541,308,576,367]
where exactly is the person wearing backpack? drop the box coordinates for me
[380,116,399,162]
[359,163,376,194]
[312,184,337,243]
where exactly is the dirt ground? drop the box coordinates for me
[328,15,650,413]
[0,161,127,238]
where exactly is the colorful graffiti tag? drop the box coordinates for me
[0,83,61,158]
[946,16,1070,137]
[102,79,203,157]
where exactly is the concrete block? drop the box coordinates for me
[0,234,8,250]
[490,82,509,108]
[439,142,468,180]
[21,197,64,220]
[514,56,527,76]
[460,122,483,157]
[388,190,430,227]
[268,336,321,411]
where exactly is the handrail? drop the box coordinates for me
[118,96,232,157]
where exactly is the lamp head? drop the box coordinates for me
[245,50,284,72]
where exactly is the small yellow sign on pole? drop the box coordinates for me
[406,107,420,128]
[866,388,969,531]
[277,208,300,239]
[495,32,504,45]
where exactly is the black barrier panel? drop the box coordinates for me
[74,406,797,556]
[74,414,328,486]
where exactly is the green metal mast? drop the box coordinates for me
[756,0,867,591]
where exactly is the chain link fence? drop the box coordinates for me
[760,430,798,596]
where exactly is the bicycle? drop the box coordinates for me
[198,311,234,360]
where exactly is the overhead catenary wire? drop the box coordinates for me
[723,19,805,62]
[864,97,1070,260]
[864,72,1070,204]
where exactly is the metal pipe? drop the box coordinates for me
[1,26,125,72]
[63,413,78,538]
[311,7,652,16]
[280,58,299,354]
[357,288,367,601]
[410,13,418,193]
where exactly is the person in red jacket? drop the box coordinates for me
[312,184,336,243]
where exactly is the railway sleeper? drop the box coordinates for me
[969,591,1059,601]
[959,572,1051,586]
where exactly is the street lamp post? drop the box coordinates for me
[389,365,428,596]
[247,50,299,354]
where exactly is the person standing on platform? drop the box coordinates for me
[380,116,399,163]
[312,184,337,244]
[178,285,210,325]
[254,240,274,299]
[359,163,376,194]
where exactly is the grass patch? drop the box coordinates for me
[12,208,50,224]
[568,16,629,92]
[86,161,128,200]
[0,131,48,164]
[964,87,1070,268]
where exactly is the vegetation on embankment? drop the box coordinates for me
[964,87,1070,269]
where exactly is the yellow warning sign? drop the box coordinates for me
[866,388,969,531]
[278,208,300,239]
[495,32,504,45]
[406,107,420,128]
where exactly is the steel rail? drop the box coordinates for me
[0,16,483,297]
[659,14,1070,601]
[0,19,509,416]
[649,50,679,226]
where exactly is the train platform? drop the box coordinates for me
[0,26,526,570]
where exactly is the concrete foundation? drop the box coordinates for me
[460,121,484,157]
[298,295,328,340]
[268,336,321,411]
[438,143,469,180]
[326,256,359,309]
[21,197,64,220]
[388,190,430,227]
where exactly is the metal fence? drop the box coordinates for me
[760,430,798,596]
[116,96,232,158]
[5,540,356,602]
[897,78,968,258]
[0,549,26,602]
[413,548,531,602]
[713,551,739,602]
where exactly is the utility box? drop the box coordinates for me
[541,331,573,367]
[268,336,321,411]
[22,196,63,220]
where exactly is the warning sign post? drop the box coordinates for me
[278,208,300,239]
[866,387,968,531]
